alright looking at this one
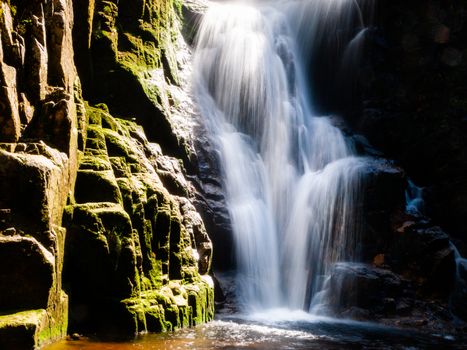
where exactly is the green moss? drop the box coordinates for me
[86,127,104,140]
[87,108,103,126]
[65,99,214,334]
[85,136,107,152]
[0,308,67,348]
[95,103,110,113]
[0,309,45,328]
[63,205,75,225]
[80,155,112,171]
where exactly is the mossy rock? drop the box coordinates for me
[75,170,123,204]
[0,303,68,349]
[64,101,214,335]
[110,156,131,177]
[87,108,103,126]
[80,155,112,171]
[0,309,49,350]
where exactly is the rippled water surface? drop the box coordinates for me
[45,312,464,350]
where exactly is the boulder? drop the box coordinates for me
[358,158,406,261]
[0,307,68,350]
[389,223,457,296]
[326,263,403,314]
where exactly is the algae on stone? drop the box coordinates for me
[64,105,214,334]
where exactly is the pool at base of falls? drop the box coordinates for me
[44,312,464,350]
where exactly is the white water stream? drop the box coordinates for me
[193,0,372,313]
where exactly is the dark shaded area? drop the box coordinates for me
[0,237,53,311]
[303,0,467,248]
[356,0,467,247]
[0,325,36,350]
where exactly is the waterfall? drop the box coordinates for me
[193,0,372,313]
[405,179,425,216]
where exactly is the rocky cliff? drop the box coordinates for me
[0,0,214,348]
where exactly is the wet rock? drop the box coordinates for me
[360,0,467,245]
[327,263,403,315]
[359,158,406,260]
[363,158,406,212]
[390,223,457,296]
[193,135,233,270]
[340,306,371,321]
[182,0,210,44]
[459,259,467,281]
[155,153,191,197]
[178,197,213,275]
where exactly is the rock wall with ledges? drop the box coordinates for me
[0,0,215,348]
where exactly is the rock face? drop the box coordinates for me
[72,0,232,270]
[0,0,78,348]
[73,0,185,158]
[69,0,222,318]
[64,105,214,334]
[0,0,215,348]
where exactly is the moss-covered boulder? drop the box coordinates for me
[64,105,214,334]
[0,307,68,350]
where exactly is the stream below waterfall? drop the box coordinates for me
[44,314,464,349]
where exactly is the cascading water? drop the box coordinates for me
[193,0,372,313]
[405,179,425,216]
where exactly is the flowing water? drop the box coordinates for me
[193,0,370,312]
[45,314,462,350]
[405,179,425,216]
